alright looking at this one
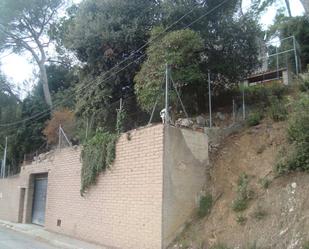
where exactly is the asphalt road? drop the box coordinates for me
[0,226,58,249]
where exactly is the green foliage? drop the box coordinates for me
[232,173,254,212]
[80,129,117,195]
[242,84,287,106]
[232,196,249,212]
[276,93,309,173]
[0,0,63,54]
[299,77,309,92]
[303,241,309,249]
[268,96,288,122]
[287,93,309,144]
[259,177,271,189]
[210,243,231,249]
[58,0,261,120]
[198,194,213,218]
[0,62,77,175]
[248,241,259,249]
[34,64,78,109]
[161,0,261,82]
[236,214,247,225]
[60,0,158,127]
[135,28,205,112]
[116,108,126,135]
[80,107,125,195]
[0,72,53,174]
[252,205,267,220]
[242,84,288,125]
[247,112,262,127]
[0,0,65,106]
[270,16,309,71]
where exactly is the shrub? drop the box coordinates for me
[268,96,288,122]
[236,214,247,225]
[80,129,117,195]
[198,194,213,218]
[80,107,125,195]
[232,197,249,212]
[299,81,309,92]
[210,243,231,249]
[247,112,262,127]
[259,177,271,189]
[303,241,309,249]
[276,93,309,173]
[287,93,309,144]
[299,78,309,92]
[43,109,76,145]
[242,84,287,106]
[268,83,287,99]
[252,205,267,220]
[248,241,259,249]
[232,173,254,212]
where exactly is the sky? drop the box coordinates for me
[0,0,305,96]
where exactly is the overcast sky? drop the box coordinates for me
[0,0,305,96]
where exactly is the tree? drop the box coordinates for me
[0,74,22,174]
[35,64,78,110]
[43,109,75,145]
[134,1,260,114]
[284,0,292,17]
[0,73,21,103]
[270,15,309,70]
[0,62,77,175]
[134,28,206,113]
[0,0,64,107]
[159,0,261,83]
[59,0,159,128]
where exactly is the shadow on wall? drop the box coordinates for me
[163,126,209,248]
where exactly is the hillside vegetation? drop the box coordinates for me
[169,82,309,249]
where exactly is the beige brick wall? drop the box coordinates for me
[0,124,209,249]
[0,124,164,249]
[0,176,20,223]
[45,124,164,249]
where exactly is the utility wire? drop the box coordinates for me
[0,94,138,133]
[0,0,229,128]
[170,75,189,119]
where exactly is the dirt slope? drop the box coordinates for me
[171,120,309,249]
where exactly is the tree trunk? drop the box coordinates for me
[39,62,53,107]
[284,0,292,17]
[300,0,309,14]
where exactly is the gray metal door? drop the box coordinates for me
[32,174,48,226]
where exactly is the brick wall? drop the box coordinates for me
[0,176,20,223]
[0,124,209,249]
[0,124,164,249]
[45,124,164,249]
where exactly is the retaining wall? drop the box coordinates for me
[0,124,208,249]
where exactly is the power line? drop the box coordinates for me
[0,0,229,128]
[0,93,138,133]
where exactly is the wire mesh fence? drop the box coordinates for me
[3,36,300,177]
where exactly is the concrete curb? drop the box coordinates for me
[0,220,105,249]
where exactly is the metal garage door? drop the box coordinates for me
[32,174,48,226]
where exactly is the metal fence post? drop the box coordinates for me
[293,36,299,75]
[208,71,212,128]
[165,64,169,125]
[242,83,246,120]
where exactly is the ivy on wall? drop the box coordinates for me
[80,107,126,195]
